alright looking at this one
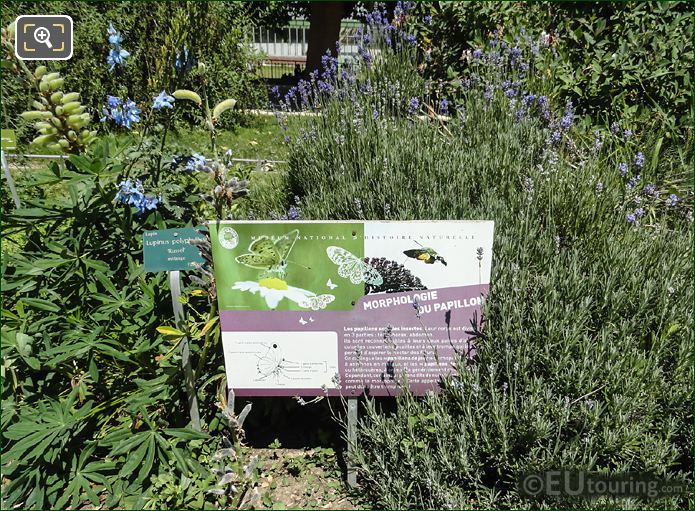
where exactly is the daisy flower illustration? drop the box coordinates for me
[232,278,314,309]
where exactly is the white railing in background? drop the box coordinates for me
[250,19,364,78]
[250,22,310,59]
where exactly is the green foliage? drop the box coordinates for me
[3,391,98,508]
[145,470,217,510]
[1,2,265,142]
[283,17,692,509]
[0,138,255,508]
[1,3,691,509]
[422,1,693,142]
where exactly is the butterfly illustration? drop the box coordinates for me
[404,242,447,266]
[326,246,383,286]
[298,294,335,311]
[326,278,338,290]
[299,317,307,325]
[235,229,299,274]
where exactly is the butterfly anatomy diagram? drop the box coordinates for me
[254,343,330,385]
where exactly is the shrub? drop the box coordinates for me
[419,2,693,144]
[280,5,693,508]
[0,139,261,508]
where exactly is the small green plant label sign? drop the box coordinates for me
[209,220,495,397]
[1,130,17,151]
[143,228,205,272]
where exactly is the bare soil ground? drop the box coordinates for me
[251,447,362,510]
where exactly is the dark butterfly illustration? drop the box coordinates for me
[403,241,447,266]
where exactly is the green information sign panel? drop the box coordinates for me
[143,228,206,272]
[1,130,17,151]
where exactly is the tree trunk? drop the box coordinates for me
[305,2,346,73]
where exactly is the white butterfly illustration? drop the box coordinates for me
[326,246,383,286]
[299,317,307,325]
[326,278,338,290]
[309,317,315,322]
[298,294,336,311]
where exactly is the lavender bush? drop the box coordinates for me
[279,4,692,509]
[420,2,693,145]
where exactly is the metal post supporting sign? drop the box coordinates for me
[169,270,201,431]
[347,397,358,488]
[1,150,21,210]
[143,228,207,431]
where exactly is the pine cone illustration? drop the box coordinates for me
[364,257,427,294]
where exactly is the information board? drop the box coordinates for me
[209,221,494,396]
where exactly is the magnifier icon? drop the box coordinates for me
[33,26,52,48]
